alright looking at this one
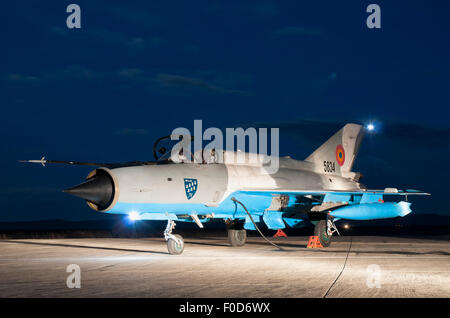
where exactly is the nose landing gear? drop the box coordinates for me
[314,217,340,248]
[164,220,184,255]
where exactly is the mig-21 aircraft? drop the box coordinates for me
[22,123,429,254]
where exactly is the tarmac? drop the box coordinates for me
[0,236,449,297]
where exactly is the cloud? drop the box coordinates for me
[91,28,161,52]
[158,74,219,90]
[58,65,103,80]
[204,3,279,18]
[270,26,321,38]
[115,128,148,136]
[156,73,249,95]
[126,37,160,49]
[117,68,145,79]
[49,26,69,36]
[252,3,280,17]
[247,119,344,144]
[91,28,128,43]
[6,65,253,99]
[50,26,161,56]
[116,68,253,96]
[5,65,104,85]
[50,26,128,44]
[245,119,450,149]
[381,123,450,148]
[105,4,161,29]
[4,73,40,83]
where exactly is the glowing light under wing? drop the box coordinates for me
[128,211,140,221]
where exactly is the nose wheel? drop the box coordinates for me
[167,234,184,255]
[314,218,340,247]
[164,220,184,255]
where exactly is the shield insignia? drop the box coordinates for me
[184,178,198,200]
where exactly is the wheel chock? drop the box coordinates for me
[273,229,288,237]
[307,235,323,248]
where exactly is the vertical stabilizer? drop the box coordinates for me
[305,124,364,177]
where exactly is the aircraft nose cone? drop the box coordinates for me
[64,172,114,209]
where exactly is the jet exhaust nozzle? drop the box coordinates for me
[64,169,116,211]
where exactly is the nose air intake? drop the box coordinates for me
[64,169,115,211]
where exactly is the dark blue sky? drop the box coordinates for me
[1,1,449,221]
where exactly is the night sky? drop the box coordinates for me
[1,1,449,222]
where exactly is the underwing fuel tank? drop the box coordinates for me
[329,201,411,220]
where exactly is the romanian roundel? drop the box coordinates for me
[336,144,345,166]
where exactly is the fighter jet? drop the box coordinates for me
[21,123,429,254]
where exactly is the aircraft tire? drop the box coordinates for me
[228,229,247,247]
[167,234,184,255]
[314,220,332,247]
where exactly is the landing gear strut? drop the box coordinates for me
[164,220,184,255]
[314,217,340,247]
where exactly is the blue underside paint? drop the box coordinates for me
[137,212,178,220]
[110,191,273,217]
[360,193,383,204]
[263,211,285,229]
[323,193,351,203]
[106,190,414,228]
[244,215,259,230]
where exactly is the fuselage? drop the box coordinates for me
[94,155,363,221]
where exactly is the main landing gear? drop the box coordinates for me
[228,229,247,247]
[225,220,247,247]
[164,220,184,255]
[313,217,340,247]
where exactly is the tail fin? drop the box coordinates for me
[305,123,364,177]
